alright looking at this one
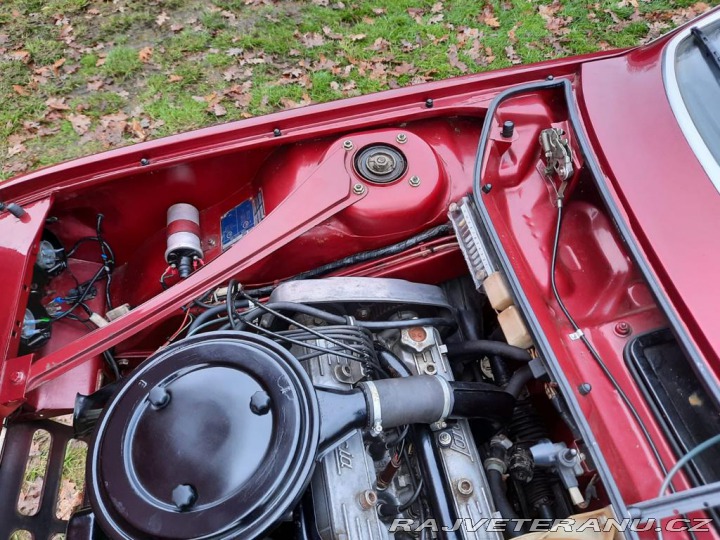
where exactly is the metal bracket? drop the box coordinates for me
[628,480,720,520]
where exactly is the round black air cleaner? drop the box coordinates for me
[87,332,320,540]
[354,144,407,184]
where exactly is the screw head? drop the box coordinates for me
[578,383,592,396]
[358,489,378,509]
[614,321,632,337]
[250,390,271,415]
[273,128,282,137]
[343,140,354,150]
[396,133,408,144]
[353,183,366,195]
[148,386,171,409]
[409,175,420,187]
[140,158,150,166]
[425,98,434,108]
[457,479,474,496]
[546,74,554,80]
[172,484,197,511]
[481,183,493,193]
[438,431,452,447]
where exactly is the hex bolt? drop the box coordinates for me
[396,133,408,144]
[614,321,632,337]
[358,489,378,509]
[501,120,515,138]
[578,383,592,396]
[140,158,150,166]
[273,128,282,137]
[172,484,197,511]
[353,183,366,195]
[457,479,474,497]
[9,371,25,385]
[438,431,452,447]
[343,140,354,150]
[148,386,171,409]
[250,390,272,415]
[409,175,421,187]
[481,183,493,194]
[425,98,434,108]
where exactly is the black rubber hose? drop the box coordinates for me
[187,300,249,334]
[489,355,511,385]
[376,348,413,378]
[504,366,534,398]
[445,340,532,363]
[413,426,462,540]
[241,301,456,330]
[243,223,453,297]
[487,469,526,538]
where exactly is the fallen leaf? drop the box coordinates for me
[12,85,29,96]
[211,103,227,116]
[8,143,26,157]
[129,118,147,140]
[87,79,104,91]
[170,23,184,32]
[299,32,325,48]
[68,113,91,135]
[46,97,70,111]
[156,11,170,26]
[9,50,31,63]
[448,45,468,72]
[138,47,153,63]
[168,74,184,82]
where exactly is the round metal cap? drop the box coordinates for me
[354,144,407,184]
[88,332,319,540]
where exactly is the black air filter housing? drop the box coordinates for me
[87,332,320,540]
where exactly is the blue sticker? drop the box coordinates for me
[220,191,265,250]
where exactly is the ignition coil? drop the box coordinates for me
[165,203,203,279]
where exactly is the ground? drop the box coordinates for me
[1,0,719,535]
[1,0,718,180]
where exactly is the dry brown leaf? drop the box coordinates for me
[8,143,27,157]
[168,74,184,82]
[156,11,170,26]
[46,97,70,111]
[9,50,31,63]
[299,32,325,48]
[211,103,227,116]
[12,85,29,96]
[138,47,153,63]
[129,118,147,140]
[87,79,104,91]
[68,113,91,135]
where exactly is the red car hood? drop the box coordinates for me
[579,42,720,373]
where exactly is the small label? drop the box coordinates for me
[220,191,265,250]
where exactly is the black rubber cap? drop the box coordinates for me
[501,120,515,138]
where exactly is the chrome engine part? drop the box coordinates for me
[389,326,502,540]
[291,327,388,540]
[272,277,502,540]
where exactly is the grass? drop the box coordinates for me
[0,0,717,179]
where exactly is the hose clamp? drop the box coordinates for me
[437,377,453,423]
[484,457,507,475]
[362,381,383,433]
